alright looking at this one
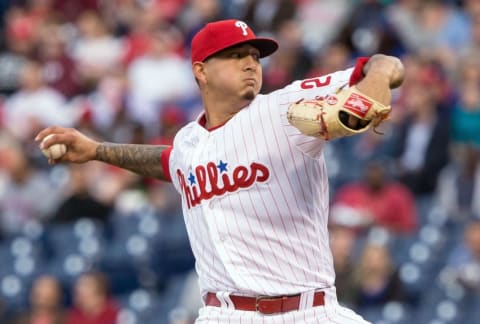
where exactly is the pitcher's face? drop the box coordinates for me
[202,44,263,101]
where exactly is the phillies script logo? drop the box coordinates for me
[177,161,270,209]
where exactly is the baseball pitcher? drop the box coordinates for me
[36,19,404,323]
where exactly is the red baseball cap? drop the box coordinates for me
[191,19,278,64]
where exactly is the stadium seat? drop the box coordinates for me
[461,291,480,324]
[0,274,29,314]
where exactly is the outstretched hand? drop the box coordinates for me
[35,127,100,165]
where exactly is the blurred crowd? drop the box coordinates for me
[0,0,479,323]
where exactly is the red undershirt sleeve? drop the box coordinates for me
[349,57,370,86]
[160,146,173,182]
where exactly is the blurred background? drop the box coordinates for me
[0,0,479,323]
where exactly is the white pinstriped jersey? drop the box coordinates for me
[168,63,363,298]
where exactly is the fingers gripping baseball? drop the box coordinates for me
[35,127,99,164]
[40,134,67,160]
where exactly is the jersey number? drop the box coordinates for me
[300,76,332,89]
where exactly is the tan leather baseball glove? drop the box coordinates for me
[287,86,391,141]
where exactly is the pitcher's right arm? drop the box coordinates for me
[36,127,172,181]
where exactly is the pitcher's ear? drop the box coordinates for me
[193,62,206,84]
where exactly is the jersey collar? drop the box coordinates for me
[198,113,228,132]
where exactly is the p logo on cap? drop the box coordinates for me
[190,19,278,64]
[235,21,249,36]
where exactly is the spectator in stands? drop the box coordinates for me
[451,79,480,147]
[446,220,480,291]
[0,6,30,95]
[71,11,123,89]
[262,19,313,93]
[144,106,188,213]
[120,6,159,67]
[66,271,119,324]
[465,0,480,18]
[51,163,113,224]
[456,54,480,85]
[306,42,351,78]
[24,0,56,26]
[387,0,470,70]
[337,0,406,57]
[150,0,187,23]
[390,68,450,196]
[57,161,140,214]
[52,0,100,22]
[330,162,418,234]
[12,275,65,324]
[295,0,353,53]
[436,144,480,221]
[126,24,196,137]
[37,19,81,98]
[329,225,358,307]
[178,0,222,49]
[0,134,63,235]
[4,6,38,58]
[352,242,407,309]
[155,105,188,145]
[242,0,297,34]
[2,59,75,141]
[74,69,128,140]
[460,13,480,58]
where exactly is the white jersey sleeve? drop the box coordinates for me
[274,58,368,159]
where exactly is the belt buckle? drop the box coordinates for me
[255,295,288,315]
[255,295,271,314]
[255,295,266,313]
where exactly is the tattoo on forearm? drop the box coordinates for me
[96,143,168,179]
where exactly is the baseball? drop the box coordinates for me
[41,134,67,160]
